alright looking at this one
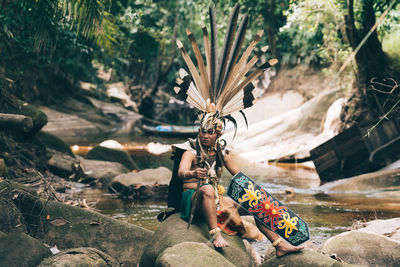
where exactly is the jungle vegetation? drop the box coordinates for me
[0,0,399,125]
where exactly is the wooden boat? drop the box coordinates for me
[140,124,199,138]
[310,118,400,182]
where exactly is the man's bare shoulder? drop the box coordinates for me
[182,149,196,160]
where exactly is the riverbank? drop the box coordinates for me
[1,65,400,266]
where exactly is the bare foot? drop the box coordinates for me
[275,241,304,257]
[213,232,229,248]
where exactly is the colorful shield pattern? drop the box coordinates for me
[227,171,310,246]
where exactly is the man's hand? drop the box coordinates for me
[192,168,207,180]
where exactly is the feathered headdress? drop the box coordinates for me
[174,4,277,135]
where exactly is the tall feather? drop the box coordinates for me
[176,40,206,103]
[220,45,268,107]
[173,74,191,101]
[225,114,238,140]
[239,110,249,129]
[224,58,278,107]
[209,5,218,102]
[222,82,258,115]
[202,24,211,83]
[217,30,264,109]
[186,29,210,100]
[215,3,240,98]
[218,46,267,109]
[177,69,206,111]
[219,12,249,98]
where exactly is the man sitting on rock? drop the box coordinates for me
[169,3,304,257]
[175,106,304,256]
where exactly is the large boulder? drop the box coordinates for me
[7,181,152,267]
[110,167,171,199]
[352,218,400,242]
[261,249,359,267]
[139,213,254,267]
[86,145,138,171]
[40,201,152,266]
[318,168,400,193]
[34,131,74,157]
[79,158,130,187]
[0,230,51,267]
[47,153,80,178]
[38,247,120,267]
[155,242,236,267]
[320,230,400,266]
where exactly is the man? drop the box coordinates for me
[172,4,304,256]
[177,115,304,256]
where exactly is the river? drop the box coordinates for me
[68,132,400,257]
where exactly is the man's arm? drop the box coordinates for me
[224,151,240,176]
[178,150,207,180]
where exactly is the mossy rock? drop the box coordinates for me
[2,181,152,266]
[38,247,120,267]
[85,146,137,171]
[155,242,236,267]
[9,99,48,136]
[139,213,254,267]
[0,230,51,267]
[40,200,152,266]
[34,131,74,157]
[320,230,400,266]
[261,249,360,267]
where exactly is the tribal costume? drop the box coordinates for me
[172,3,277,219]
[162,4,277,234]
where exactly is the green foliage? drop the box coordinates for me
[1,0,399,122]
[0,0,109,103]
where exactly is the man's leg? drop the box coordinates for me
[254,220,304,257]
[225,197,304,256]
[193,185,229,248]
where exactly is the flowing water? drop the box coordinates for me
[69,133,400,257]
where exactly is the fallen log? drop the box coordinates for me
[0,158,8,177]
[0,113,33,133]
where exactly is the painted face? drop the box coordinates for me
[199,127,218,147]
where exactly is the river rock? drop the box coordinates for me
[155,242,236,267]
[48,153,80,177]
[34,131,74,157]
[320,230,400,266]
[264,240,318,261]
[110,167,171,199]
[261,249,359,267]
[38,247,120,267]
[139,213,254,267]
[318,168,400,193]
[8,181,152,266]
[86,145,138,170]
[351,218,400,242]
[79,158,129,187]
[0,230,52,267]
[42,201,152,266]
[40,106,104,140]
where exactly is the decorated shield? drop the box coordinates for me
[227,171,310,246]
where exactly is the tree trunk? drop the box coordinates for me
[341,0,389,128]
